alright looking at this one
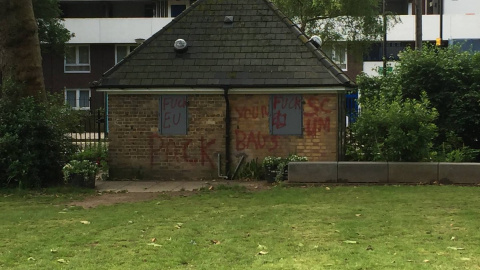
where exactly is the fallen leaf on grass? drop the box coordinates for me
[27,257,35,261]
[325,187,330,190]
[447,247,465,250]
[80,220,90,225]
[50,249,58,253]
[211,240,221,245]
[343,240,358,244]
[355,214,362,217]
[258,244,267,250]
[423,259,430,263]
[57,259,67,263]
[258,251,268,255]
[175,223,183,229]
[151,238,156,242]
[147,243,162,247]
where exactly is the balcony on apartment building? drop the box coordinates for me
[59,0,194,44]
[363,0,480,76]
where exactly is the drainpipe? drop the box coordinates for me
[223,87,231,179]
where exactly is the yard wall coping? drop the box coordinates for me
[288,162,480,184]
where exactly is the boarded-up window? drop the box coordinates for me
[159,95,187,135]
[270,94,302,135]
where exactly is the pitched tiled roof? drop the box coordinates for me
[97,0,353,89]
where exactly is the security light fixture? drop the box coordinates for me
[174,38,188,53]
[309,35,322,48]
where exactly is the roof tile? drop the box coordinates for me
[98,0,353,89]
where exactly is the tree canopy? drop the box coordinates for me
[33,0,73,54]
[272,0,384,45]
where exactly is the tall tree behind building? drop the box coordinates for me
[0,0,46,100]
[272,0,385,44]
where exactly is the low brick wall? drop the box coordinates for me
[289,162,480,184]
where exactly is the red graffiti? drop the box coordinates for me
[149,134,216,168]
[304,97,332,117]
[163,96,187,109]
[305,117,331,136]
[273,95,302,110]
[235,105,268,119]
[272,110,286,129]
[235,130,279,151]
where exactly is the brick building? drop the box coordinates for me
[95,0,355,180]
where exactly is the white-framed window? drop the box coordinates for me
[115,44,137,64]
[65,89,90,110]
[323,43,348,71]
[64,45,90,73]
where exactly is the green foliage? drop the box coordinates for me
[353,45,480,161]
[348,92,438,161]
[396,45,480,150]
[72,144,108,168]
[62,160,98,184]
[70,144,109,180]
[33,0,73,54]
[0,78,79,188]
[262,154,308,182]
[236,158,264,180]
[431,141,480,162]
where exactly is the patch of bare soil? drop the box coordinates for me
[70,192,162,208]
[70,181,272,208]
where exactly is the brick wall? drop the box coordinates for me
[108,93,339,180]
[230,93,338,164]
[108,94,226,180]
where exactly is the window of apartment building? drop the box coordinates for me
[323,43,347,71]
[115,45,137,64]
[65,45,90,73]
[170,0,190,17]
[159,95,188,135]
[269,95,303,135]
[65,89,90,110]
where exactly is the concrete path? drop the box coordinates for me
[95,180,268,192]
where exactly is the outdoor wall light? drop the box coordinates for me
[174,38,188,53]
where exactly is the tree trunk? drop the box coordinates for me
[415,0,423,50]
[0,0,46,100]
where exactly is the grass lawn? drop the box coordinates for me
[1,185,480,269]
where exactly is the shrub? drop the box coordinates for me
[262,154,308,182]
[236,158,264,180]
[348,92,438,162]
[0,79,79,188]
